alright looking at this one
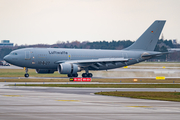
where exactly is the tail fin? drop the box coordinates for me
[125,20,166,51]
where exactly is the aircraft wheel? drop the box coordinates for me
[87,73,93,77]
[24,73,29,78]
[82,73,87,77]
[67,74,73,77]
[73,73,78,77]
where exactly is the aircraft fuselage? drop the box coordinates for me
[4,48,160,71]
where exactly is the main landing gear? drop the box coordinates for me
[67,69,93,78]
[24,67,29,78]
[67,73,78,77]
[82,73,92,77]
[82,68,93,78]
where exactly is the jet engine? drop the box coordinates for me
[35,69,55,74]
[58,63,80,74]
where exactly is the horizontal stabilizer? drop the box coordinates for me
[168,48,180,52]
[142,52,170,58]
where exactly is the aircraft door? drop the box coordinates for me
[25,51,31,60]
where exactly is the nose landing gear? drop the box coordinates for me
[24,67,29,78]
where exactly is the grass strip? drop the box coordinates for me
[1,79,69,82]
[95,91,180,102]
[0,69,66,77]
[92,78,180,83]
[10,84,180,88]
[2,78,180,83]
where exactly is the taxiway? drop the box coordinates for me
[1,82,180,120]
[1,63,180,119]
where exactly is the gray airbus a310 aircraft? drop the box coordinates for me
[4,20,168,78]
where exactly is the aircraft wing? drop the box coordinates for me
[55,58,129,68]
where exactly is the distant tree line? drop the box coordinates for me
[0,39,179,61]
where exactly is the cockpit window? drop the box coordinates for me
[11,52,18,55]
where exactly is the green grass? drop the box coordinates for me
[10,84,180,88]
[92,78,180,83]
[0,69,66,77]
[1,79,69,82]
[95,91,180,102]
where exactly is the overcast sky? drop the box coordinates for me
[0,0,180,45]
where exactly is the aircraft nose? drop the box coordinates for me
[3,55,10,62]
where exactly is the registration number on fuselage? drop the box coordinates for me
[38,61,50,65]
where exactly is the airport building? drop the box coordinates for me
[0,40,13,47]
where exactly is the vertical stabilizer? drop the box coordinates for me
[125,20,166,51]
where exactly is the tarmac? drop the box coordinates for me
[1,64,180,119]
[1,82,180,120]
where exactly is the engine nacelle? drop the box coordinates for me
[36,69,55,74]
[58,63,80,74]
